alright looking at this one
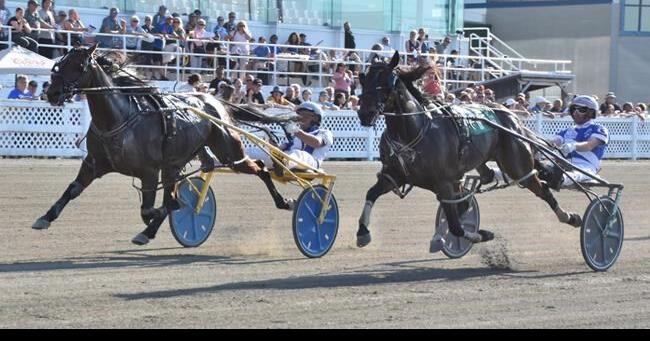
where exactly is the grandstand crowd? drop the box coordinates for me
[1,1,647,121]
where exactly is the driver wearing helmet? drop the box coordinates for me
[485,95,609,190]
[246,102,334,170]
[545,95,609,187]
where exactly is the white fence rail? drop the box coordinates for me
[1,102,649,160]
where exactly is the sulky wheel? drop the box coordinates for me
[169,177,217,248]
[292,185,339,258]
[434,197,481,259]
[581,196,624,272]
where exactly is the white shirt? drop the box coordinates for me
[286,127,334,167]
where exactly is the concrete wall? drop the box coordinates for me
[485,3,613,99]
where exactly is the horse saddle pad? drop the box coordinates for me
[451,104,501,136]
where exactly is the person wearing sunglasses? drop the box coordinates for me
[483,95,609,191]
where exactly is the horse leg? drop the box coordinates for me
[133,169,182,246]
[356,174,396,248]
[233,159,295,210]
[437,183,494,244]
[132,172,163,246]
[32,160,103,230]
[496,144,582,228]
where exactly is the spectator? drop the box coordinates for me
[344,22,356,51]
[252,36,270,71]
[381,36,391,51]
[125,16,145,50]
[99,7,126,48]
[37,0,56,58]
[0,0,8,45]
[188,18,212,70]
[318,90,338,110]
[484,89,496,103]
[284,86,301,106]
[445,50,460,80]
[177,74,202,92]
[435,36,452,57]
[62,9,86,46]
[529,97,552,114]
[39,81,49,100]
[332,63,353,97]
[600,92,622,113]
[152,5,167,27]
[208,67,228,91]
[230,21,252,79]
[418,28,430,53]
[246,78,266,108]
[405,30,420,65]
[601,104,618,118]
[324,86,335,102]
[26,80,38,99]
[213,16,228,40]
[223,12,237,37]
[446,93,457,104]
[267,86,295,110]
[348,95,360,110]
[231,78,245,104]
[8,75,30,99]
[333,92,347,109]
[8,7,38,52]
[422,60,443,96]
[550,99,565,114]
[185,13,197,33]
[366,44,385,68]
[514,94,532,117]
[302,89,313,103]
[290,84,302,99]
[620,102,645,121]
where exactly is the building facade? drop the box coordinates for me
[465,0,649,103]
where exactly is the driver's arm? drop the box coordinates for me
[294,130,325,149]
[575,137,604,152]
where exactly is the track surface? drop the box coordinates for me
[1,160,649,328]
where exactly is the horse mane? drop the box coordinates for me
[397,65,434,107]
[95,52,157,93]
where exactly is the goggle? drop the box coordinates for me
[570,105,590,114]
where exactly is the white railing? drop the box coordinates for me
[2,102,649,161]
[0,26,572,91]
[0,99,90,157]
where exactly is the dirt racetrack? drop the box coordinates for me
[0,159,649,328]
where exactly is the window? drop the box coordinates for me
[622,0,650,33]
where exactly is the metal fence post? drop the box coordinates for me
[631,117,639,161]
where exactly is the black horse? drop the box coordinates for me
[355,52,582,250]
[32,44,295,245]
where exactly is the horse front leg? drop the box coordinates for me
[437,183,494,245]
[132,172,163,246]
[32,159,103,230]
[356,174,396,248]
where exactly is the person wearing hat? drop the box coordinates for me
[246,102,334,171]
[600,92,621,113]
[266,86,295,110]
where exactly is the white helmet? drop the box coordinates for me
[297,102,325,122]
[571,95,599,111]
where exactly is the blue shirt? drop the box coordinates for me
[556,120,609,172]
[253,45,270,58]
[8,88,29,99]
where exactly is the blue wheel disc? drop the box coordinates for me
[169,177,217,248]
[293,185,339,258]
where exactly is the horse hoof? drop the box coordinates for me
[357,233,372,248]
[463,231,483,243]
[32,218,51,230]
[479,230,495,243]
[569,214,583,228]
[131,234,150,246]
[429,236,445,254]
[279,199,296,211]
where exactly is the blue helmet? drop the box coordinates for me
[297,102,325,122]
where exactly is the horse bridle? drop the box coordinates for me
[51,49,96,102]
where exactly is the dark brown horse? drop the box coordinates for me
[32,44,294,245]
[355,52,582,251]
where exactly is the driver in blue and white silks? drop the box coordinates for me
[246,102,334,171]
[490,95,609,188]
[548,95,609,187]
